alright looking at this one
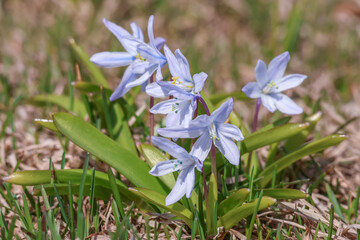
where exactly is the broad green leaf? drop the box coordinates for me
[218,197,276,230]
[130,187,193,227]
[69,38,109,87]
[29,94,87,118]
[209,91,249,105]
[52,112,168,194]
[218,188,250,217]
[254,189,308,199]
[107,95,137,154]
[140,144,175,189]
[34,119,58,132]
[206,174,217,235]
[255,117,291,134]
[34,184,111,201]
[258,134,347,187]
[240,123,310,155]
[72,81,112,96]
[283,112,321,152]
[4,169,151,211]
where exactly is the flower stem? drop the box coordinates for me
[252,98,261,132]
[149,75,154,144]
[190,99,199,148]
[247,98,261,169]
[197,96,217,179]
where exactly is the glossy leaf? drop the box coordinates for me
[140,144,175,189]
[254,189,308,199]
[52,113,167,194]
[69,38,109,88]
[129,187,193,227]
[283,112,321,152]
[218,188,250,217]
[34,119,58,132]
[29,94,87,118]
[4,169,151,211]
[218,197,276,230]
[258,134,347,187]
[34,184,112,201]
[240,123,310,155]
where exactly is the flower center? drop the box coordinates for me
[171,102,180,114]
[208,123,219,141]
[136,54,146,61]
[262,81,277,94]
[170,76,194,91]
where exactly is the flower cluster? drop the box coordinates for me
[91,16,306,206]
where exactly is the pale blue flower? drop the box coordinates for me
[149,136,203,206]
[147,45,207,127]
[90,16,166,101]
[157,98,244,165]
[242,52,307,115]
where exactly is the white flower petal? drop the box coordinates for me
[193,72,208,93]
[157,115,209,139]
[154,37,166,50]
[165,166,191,206]
[271,93,303,115]
[109,66,135,101]
[255,60,268,88]
[137,44,166,65]
[267,51,290,82]
[90,52,135,68]
[274,74,307,92]
[150,99,178,114]
[151,136,190,159]
[189,131,212,161]
[126,65,157,88]
[130,22,144,41]
[211,98,234,123]
[147,15,156,47]
[149,160,182,176]
[214,132,240,165]
[242,82,262,98]
[146,81,170,98]
[175,49,192,81]
[260,94,276,112]
[164,45,182,77]
[217,123,244,141]
[185,166,195,198]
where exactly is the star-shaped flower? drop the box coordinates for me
[146,45,207,127]
[90,15,166,101]
[157,98,244,165]
[242,52,307,115]
[149,136,203,206]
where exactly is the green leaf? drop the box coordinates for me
[325,183,345,221]
[283,112,321,152]
[206,173,217,235]
[34,119,58,132]
[254,189,308,199]
[129,187,193,227]
[218,197,276,230]
[240,123,310,155]
[29,94,87,118]
[34,184,112,201]
[140,144,175,189]
[52,112,168,194]
[72,81,112,96]
[258,134,347,187]
[218,188,250,216]
[69,38,109,88]
[255,117,291,134]
[4,169,152,211]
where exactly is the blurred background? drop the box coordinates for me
[0,0,359,178]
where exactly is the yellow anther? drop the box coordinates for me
[186,86,193,89]
[172,76,180,80]
[136,54,144,61]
